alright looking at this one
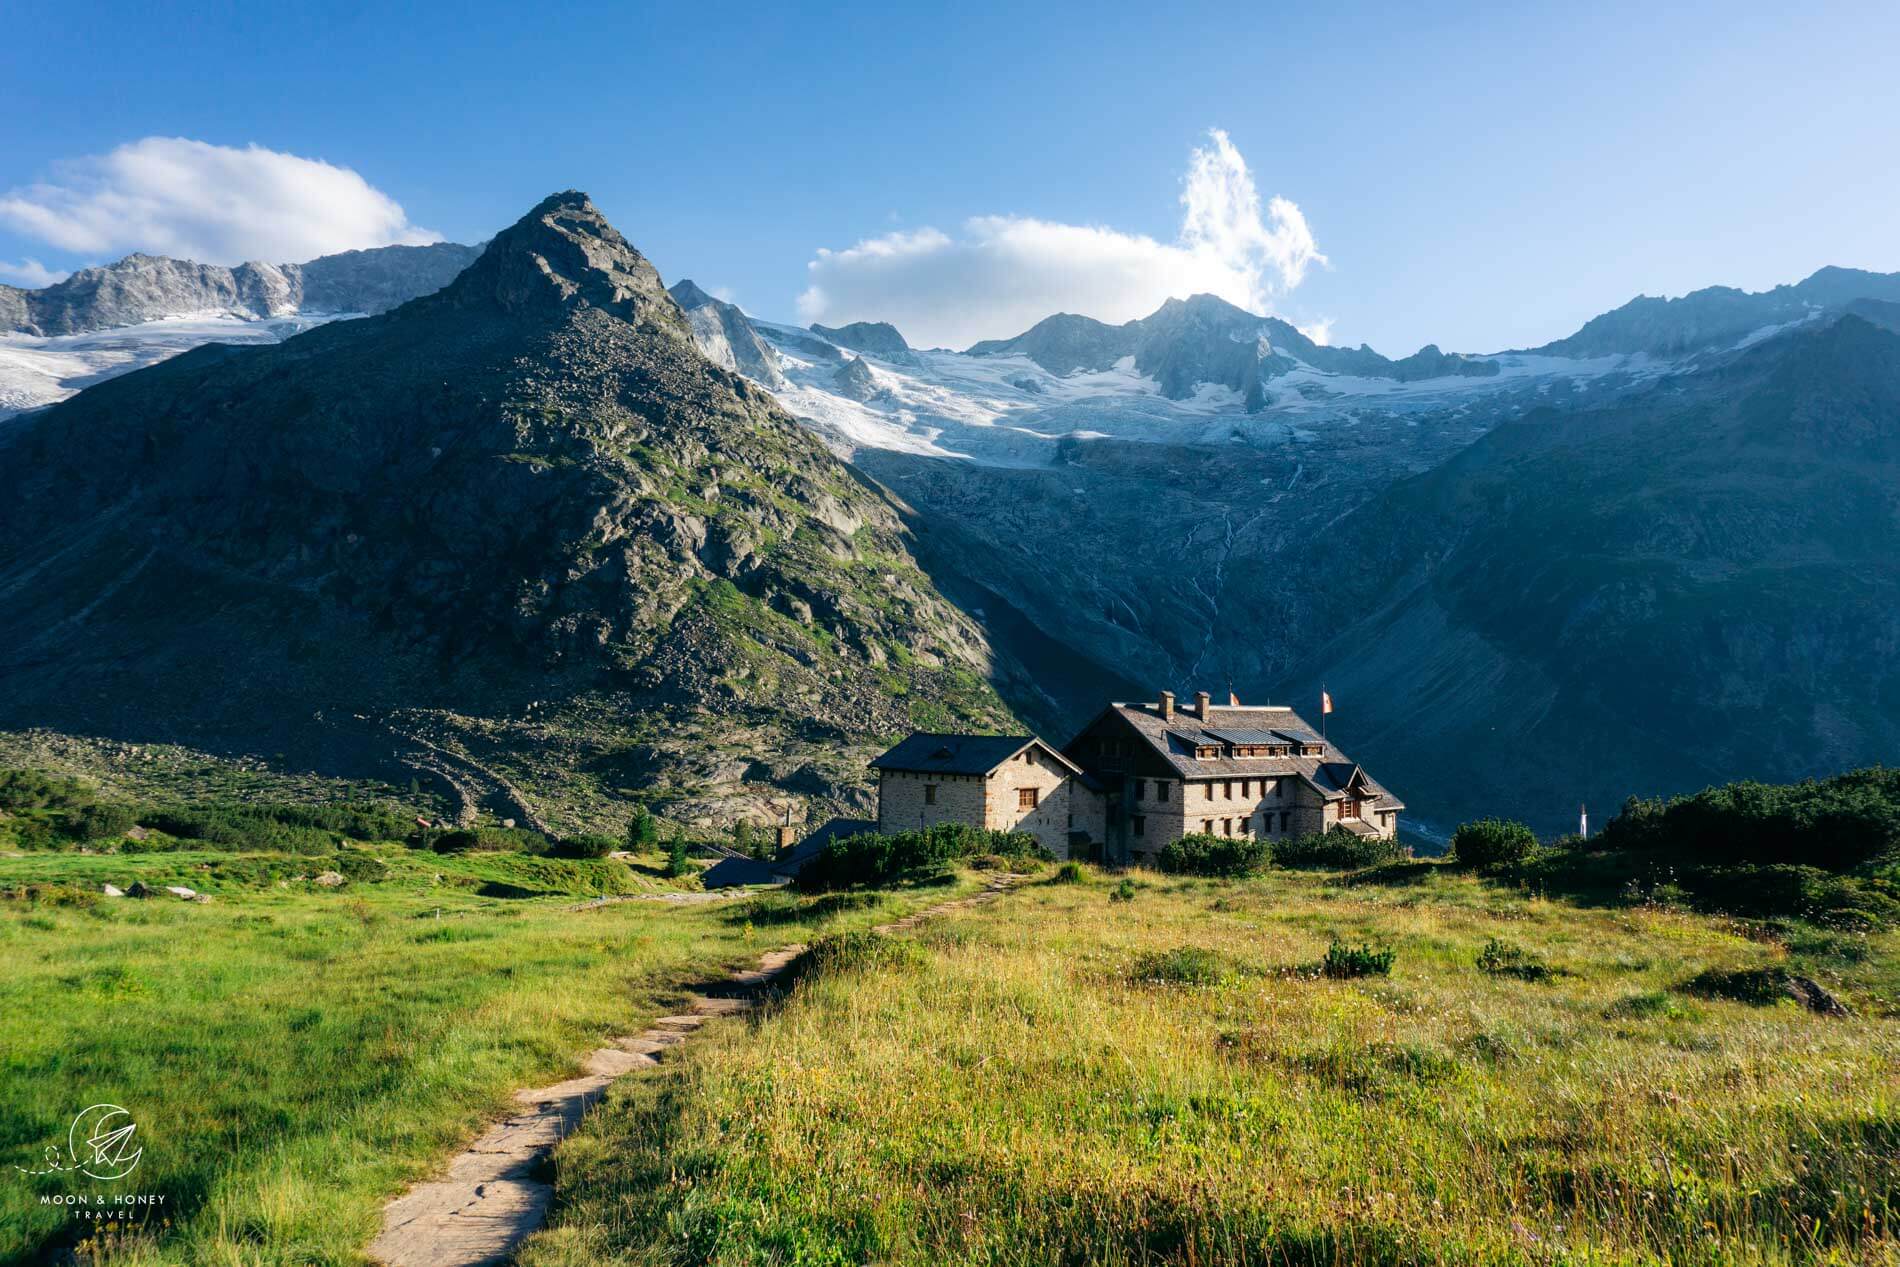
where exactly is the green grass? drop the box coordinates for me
[0,845,981,1265]
[521,864,1900,1266]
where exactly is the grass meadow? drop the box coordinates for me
[522,865,1899,1266]
[0,843,969,1264]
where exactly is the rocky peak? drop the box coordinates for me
[447,191,686,338]
[810,319,916,364]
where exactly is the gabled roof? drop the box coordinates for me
[1082,702,1405,811]
[869,733,1083,777]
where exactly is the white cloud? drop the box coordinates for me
[0,137,439,267]
[0,258,67,287]
[1297,317,1335,347]
[795,130,1326,350]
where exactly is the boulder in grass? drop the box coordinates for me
[314,871,347,887]
[125,881,154,898]
[165,885,199,900]
[101,883,125,897]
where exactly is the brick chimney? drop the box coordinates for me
[1195,690,1212,718]
[1159,690,1175,720]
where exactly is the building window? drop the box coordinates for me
[1222,818,1232,835]
[1018,787,1039,810]
[924,784,937,805]
[1133,816,1146,837]
[1135,780,1147,800]
[1157,782,1169,803]
[1280,810,1290,832]
[1341,799,1361,820]
[1204,782,1215,801]
[1202,819,1214,834]
[1222,779,1232,799]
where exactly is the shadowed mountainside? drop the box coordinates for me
[0,193,1015,832]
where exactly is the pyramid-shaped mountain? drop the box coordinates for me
[0,192,1013,829]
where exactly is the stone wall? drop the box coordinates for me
[877,770,987,835]
[876,748,1105,860]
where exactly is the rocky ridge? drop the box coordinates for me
[0,241,480,336]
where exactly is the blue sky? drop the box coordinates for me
[3,0,1895,353]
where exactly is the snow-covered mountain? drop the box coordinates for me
[0,242,479,417]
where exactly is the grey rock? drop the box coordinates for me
[314,871,347,887]
[810,320,917,365]
[831,356,880,401]
[1,242,480,336]
[967,293,1501,400]
[101,883,125,897]
[667,279,788,388]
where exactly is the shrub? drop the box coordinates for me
[1475,937,1552,981]
[1276,827,1404,870]
[561,833,619,859]
[1109,877,1137,903]
[1051,861,1086,884]
[1156,832,1271,877]
[66,802,137,841]
[1450,818,1538,869]
[431,826,548,854]
[1130,945,1233,987]
[1600,768,1900,870]
[783,929,926,988]
[796,823,1050,892]
[1321,939,1396,978]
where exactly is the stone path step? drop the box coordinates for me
[367,876,1015,1267]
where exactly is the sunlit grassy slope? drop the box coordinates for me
[0,844,975,1265]
[525,866,1899,1266]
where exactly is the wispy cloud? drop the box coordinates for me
[0,257,67,287]
[795,130,1325,350]
[0,137,439,267]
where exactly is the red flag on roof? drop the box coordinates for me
[1229,691,1240,705]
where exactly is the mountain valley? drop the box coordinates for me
[3,219,1896,835]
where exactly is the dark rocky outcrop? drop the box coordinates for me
[1528,266,1900,359]
[1273,312,1900,831]
[0,192,1013,831]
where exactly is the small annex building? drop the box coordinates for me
[868,732,1104,859]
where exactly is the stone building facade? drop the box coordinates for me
[869,692,1401,865]
[1064,691,1404,864]
[870,734,1102,859]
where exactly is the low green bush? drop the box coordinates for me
[1129,945,1234,987]
[561,833,619,859]
[784,929,927,988]
[1156,832,1271,877]
[796,823,1050,892]
[1109,876,1137,903]
[1476,937,1552,981]
[1450,818,1538,869]
[1275,827,1404,870]
[1321,939,1396,978]
[1051,861,1086,884]
[431,826,549,855]
[1602,768,1900,870]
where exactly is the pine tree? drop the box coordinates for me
[664,830,691,878]
[627,807,657,850]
